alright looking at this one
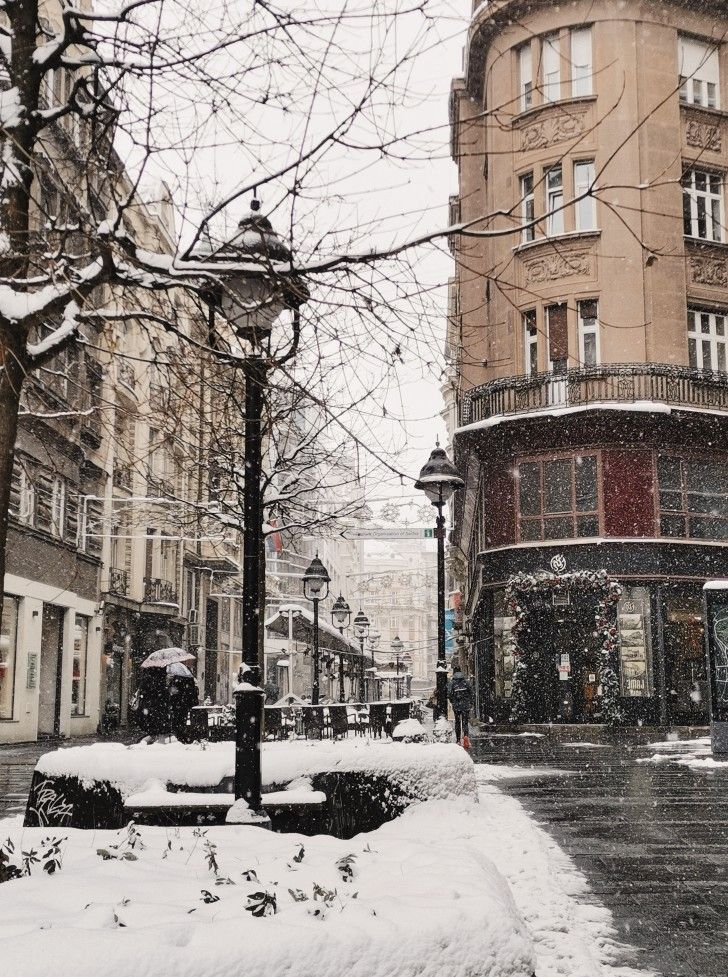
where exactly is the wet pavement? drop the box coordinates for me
[472,733,728,977]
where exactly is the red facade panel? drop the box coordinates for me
[602,449,656,537]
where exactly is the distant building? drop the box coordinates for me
[448,0,728,726]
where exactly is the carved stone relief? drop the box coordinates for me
[686,119,722,153]
[689,254,728,288]
[523,249,593,285]
[519,110,587,152]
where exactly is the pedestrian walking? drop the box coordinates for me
[447,663,472,749]
[167,662,199,741]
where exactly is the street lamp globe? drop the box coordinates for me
[331,594,351,629]
[302,554,331,602]
[414,445,464,506]
[391,634,404,655]
[353,609,370,639]
[368,628,381,650]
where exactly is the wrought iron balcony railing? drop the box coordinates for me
[143,577,178,604]
[107,567,129,597]
[460,363,728,427]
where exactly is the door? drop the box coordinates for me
[663,592,708,723]
[38,604,65,736]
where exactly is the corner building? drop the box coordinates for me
[449,0,728,726]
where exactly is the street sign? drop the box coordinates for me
[343,527,437,540]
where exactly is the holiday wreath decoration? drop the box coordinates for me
[505,569,624,726]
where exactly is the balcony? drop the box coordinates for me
[107,567,129,597]
[143,577,178,605]
[460,363,728,427]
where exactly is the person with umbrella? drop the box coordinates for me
[167,661,199,740]
[135,648,196,740]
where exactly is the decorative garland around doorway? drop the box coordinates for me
[505,569,624,726]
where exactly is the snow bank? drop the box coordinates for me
[35,738,476,804]
[0,799,534,977]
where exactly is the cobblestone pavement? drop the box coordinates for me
[472,733,728,977]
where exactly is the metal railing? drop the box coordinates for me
[143,577,178,604]
[461,363,728,426]
[108,567,129,597]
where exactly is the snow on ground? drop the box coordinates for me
[637,736,728,771]
[35,737,476,803]
[475,766,649,977]
[0,799,534,977]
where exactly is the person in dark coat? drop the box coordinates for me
[167,663,199,740]
[447,664,473,747]
[135,668,170,736]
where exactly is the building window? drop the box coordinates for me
[578,299,599,366]
[71,615,89,716]
[546,165,564,235]
[688,308,727,372]
[520,172,535,242]
[574,161,596,230]
[679,35,719,109]
[0,595,19,719]
[682,168,723,242]
[51,477,65,538]
[518,42,533,111]
[9,460,34,526]
[546,303,568,373]
[542,33,561,102]
[523,310,538,374]
[517,454,599,541]
[658,455,728,540]
[570,27,592,96]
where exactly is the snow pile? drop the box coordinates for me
[0,799,533,977]
[638,737,728,772]
[35,738,476,804]
[391,718,427,741]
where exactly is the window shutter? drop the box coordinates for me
[548,304,569,361]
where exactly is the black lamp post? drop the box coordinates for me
[367,628,381,701]
[415,444,464,721]
[391,634,404,699]
[353,609,370,702]
[205,201,307,815]
[303,554,331,705]
[401,651,413,698]
[331,594,352,702]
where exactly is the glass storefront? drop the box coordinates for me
[0,596,19,719]
[662,589,708,723]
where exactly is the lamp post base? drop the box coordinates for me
[434,666,448,722]
[234,680,265,812]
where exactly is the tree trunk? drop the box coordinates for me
[0,323,28,634]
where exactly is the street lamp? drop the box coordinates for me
[303,554,331,705]
[367,627,381,702]
[391,634,404,700]
[415,443,464,721]
[204,199,308,815]
[402,651,413,698]
[352,609,370,702]
[331,593,352,702]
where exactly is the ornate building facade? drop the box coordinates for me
[449,0,728,726]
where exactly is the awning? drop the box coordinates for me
[265,604,363,657]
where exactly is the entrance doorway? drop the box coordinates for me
[663,590,708,724]
[38,604,65,736]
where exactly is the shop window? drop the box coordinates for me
[578,299,599,367]
[518,42,533,111]
[682,168,724,242]
[520,172,535,242]
[688,308,727,372]
[658,455,728,540]
[574,161,596,231]
[523,310,538,374]
[617,587,652,697]
[545,165,564,236]
[493,590,516,699]
[678,35,719,109]
[570,27,592,97]
[0,596,19,719]
[71,615,89,716]
[518,454,599,541]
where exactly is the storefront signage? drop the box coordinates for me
[618,593,650,697]
[550,554,567,573]
[26,653,38,689]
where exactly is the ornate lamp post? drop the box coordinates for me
[302,554,331,705]
[415,444,464,721]
[391,634,404,699]
[367,627,381,701]
[205,200,307,816]
[331,593,352,702]
[353,609,370,702]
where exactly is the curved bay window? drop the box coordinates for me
[658,455,728,540]
[517,454,599,541]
